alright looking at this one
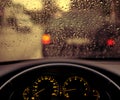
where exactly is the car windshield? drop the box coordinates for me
[0,0,120,62]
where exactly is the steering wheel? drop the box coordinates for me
[0,58,120,100]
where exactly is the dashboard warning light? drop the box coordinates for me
[42,34,51,44]
[107,39,115,46]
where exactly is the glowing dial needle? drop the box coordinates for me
[34,88,45,96]
[64,89,76,92]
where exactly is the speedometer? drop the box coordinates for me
[63,76,90,99]
[32,76,59,99]
[23,76,59,100]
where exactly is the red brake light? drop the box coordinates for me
[106,39,115,46]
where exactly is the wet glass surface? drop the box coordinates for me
[0,0,120,61]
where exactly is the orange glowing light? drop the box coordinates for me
[42,34,51,44]
[107,39,115,46]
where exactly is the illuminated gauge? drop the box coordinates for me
[31,76,59,100]
[92,89,100,100]
[23,87,33,100]
[63,76,90,99]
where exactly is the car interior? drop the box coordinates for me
[0,0,120,100]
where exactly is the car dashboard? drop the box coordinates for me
[0,58,120,100]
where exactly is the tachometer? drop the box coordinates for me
[63,76,90,99]
[23,87,32,100]
[32,76,59,100]
[92,89,100,100]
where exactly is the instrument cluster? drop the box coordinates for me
[22,75,100,100]
[1,62,118,100]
